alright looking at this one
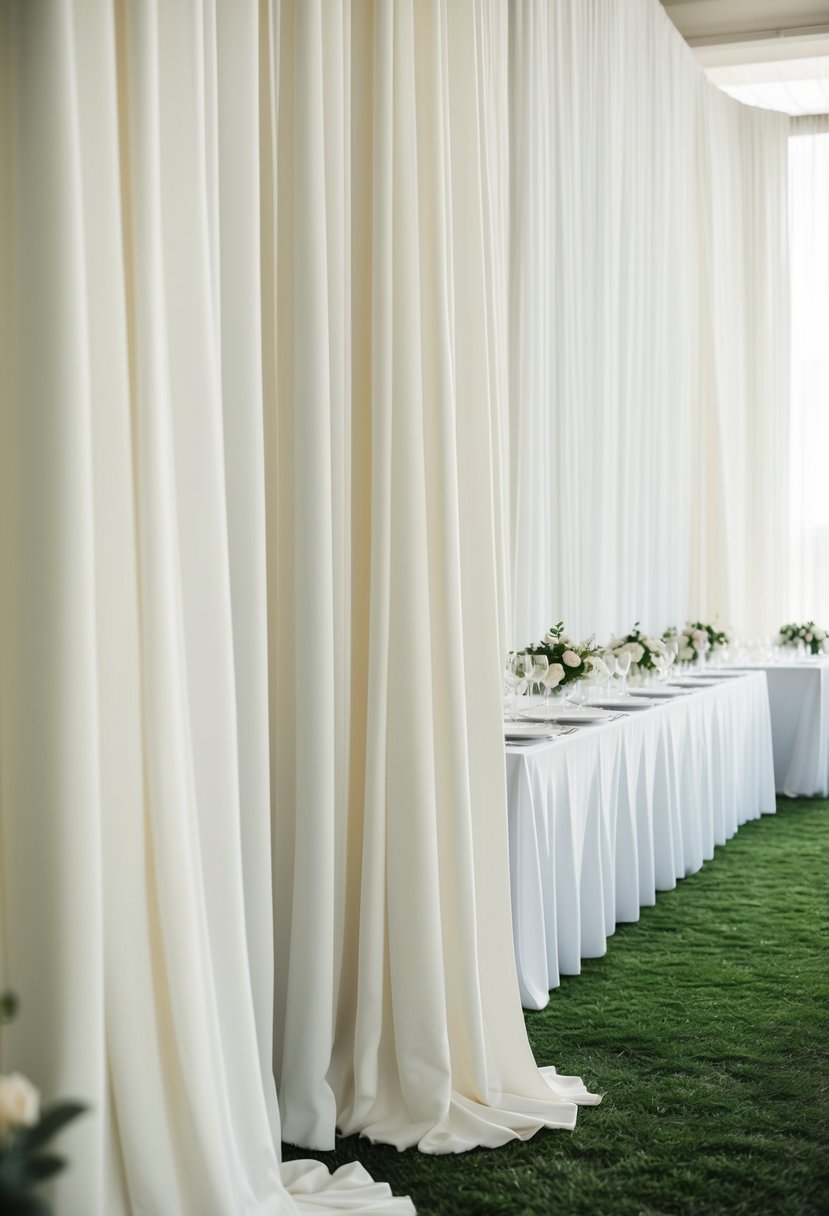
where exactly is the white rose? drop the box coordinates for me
[543,663,565,689]
[805,632,813,642]
[0,1073,40,1136]
[562,650,581,668]
[679,645,694,662]
[624,642,645,663]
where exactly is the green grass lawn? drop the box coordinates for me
[282,797,829,1215]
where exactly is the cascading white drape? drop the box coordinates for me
[507,0,790,649]
[787,128,829,624]
[0,1,409,1211]
[265,0,597,1156]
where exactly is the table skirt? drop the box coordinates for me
[506,673,776,1010]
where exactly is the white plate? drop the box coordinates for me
[682,671,744,679]
[504,722,561,742]
[532,707,611,724]
[585,697,655,711]
[627,687,687,698]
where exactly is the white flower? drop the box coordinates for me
[623,642,645,663]
[543,663,565,688]
[562,650,581,668]
[0,1073,40,1136]
[805,632,813,642]
[679,645,695,662]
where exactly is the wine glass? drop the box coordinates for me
[526,652,548,715]
[652,651,669,682]
[615,649,631,696]
[503,653,526,721]
[587,655,610,700]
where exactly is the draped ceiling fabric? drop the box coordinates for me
[0,0,798,1214]
[507,0,790,649]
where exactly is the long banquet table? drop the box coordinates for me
[732,660,829,798]
[505,672,776,1010]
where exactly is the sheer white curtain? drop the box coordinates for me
[787,129,829,623]
[507,0,790,648]
[265,0,596,1156]
[509,0,698,647]
[692,88,790,636]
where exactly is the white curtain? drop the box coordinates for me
[265,0,596,1156]
[0,1,408,1211]
[692,87,790,636]
[507,0,790,648]
[787,129,829,623]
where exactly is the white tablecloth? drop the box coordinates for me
[734,660,829,797]
[505,673,776,1010]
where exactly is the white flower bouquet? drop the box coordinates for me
[778,621,827,656]
[524,621,602,690]
[664,621,732,666]
[603,623,668,674]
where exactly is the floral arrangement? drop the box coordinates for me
[525,621,602,690]
[603,623,668,673]
[778,621,827,655]
[0,991,85,1216]
[664,621,731,666]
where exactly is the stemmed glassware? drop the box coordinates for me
[503,653,526,721]
[652,651,669,682]
[588,655,610,700]
[526,652,549,717]
[614,649,631,696]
